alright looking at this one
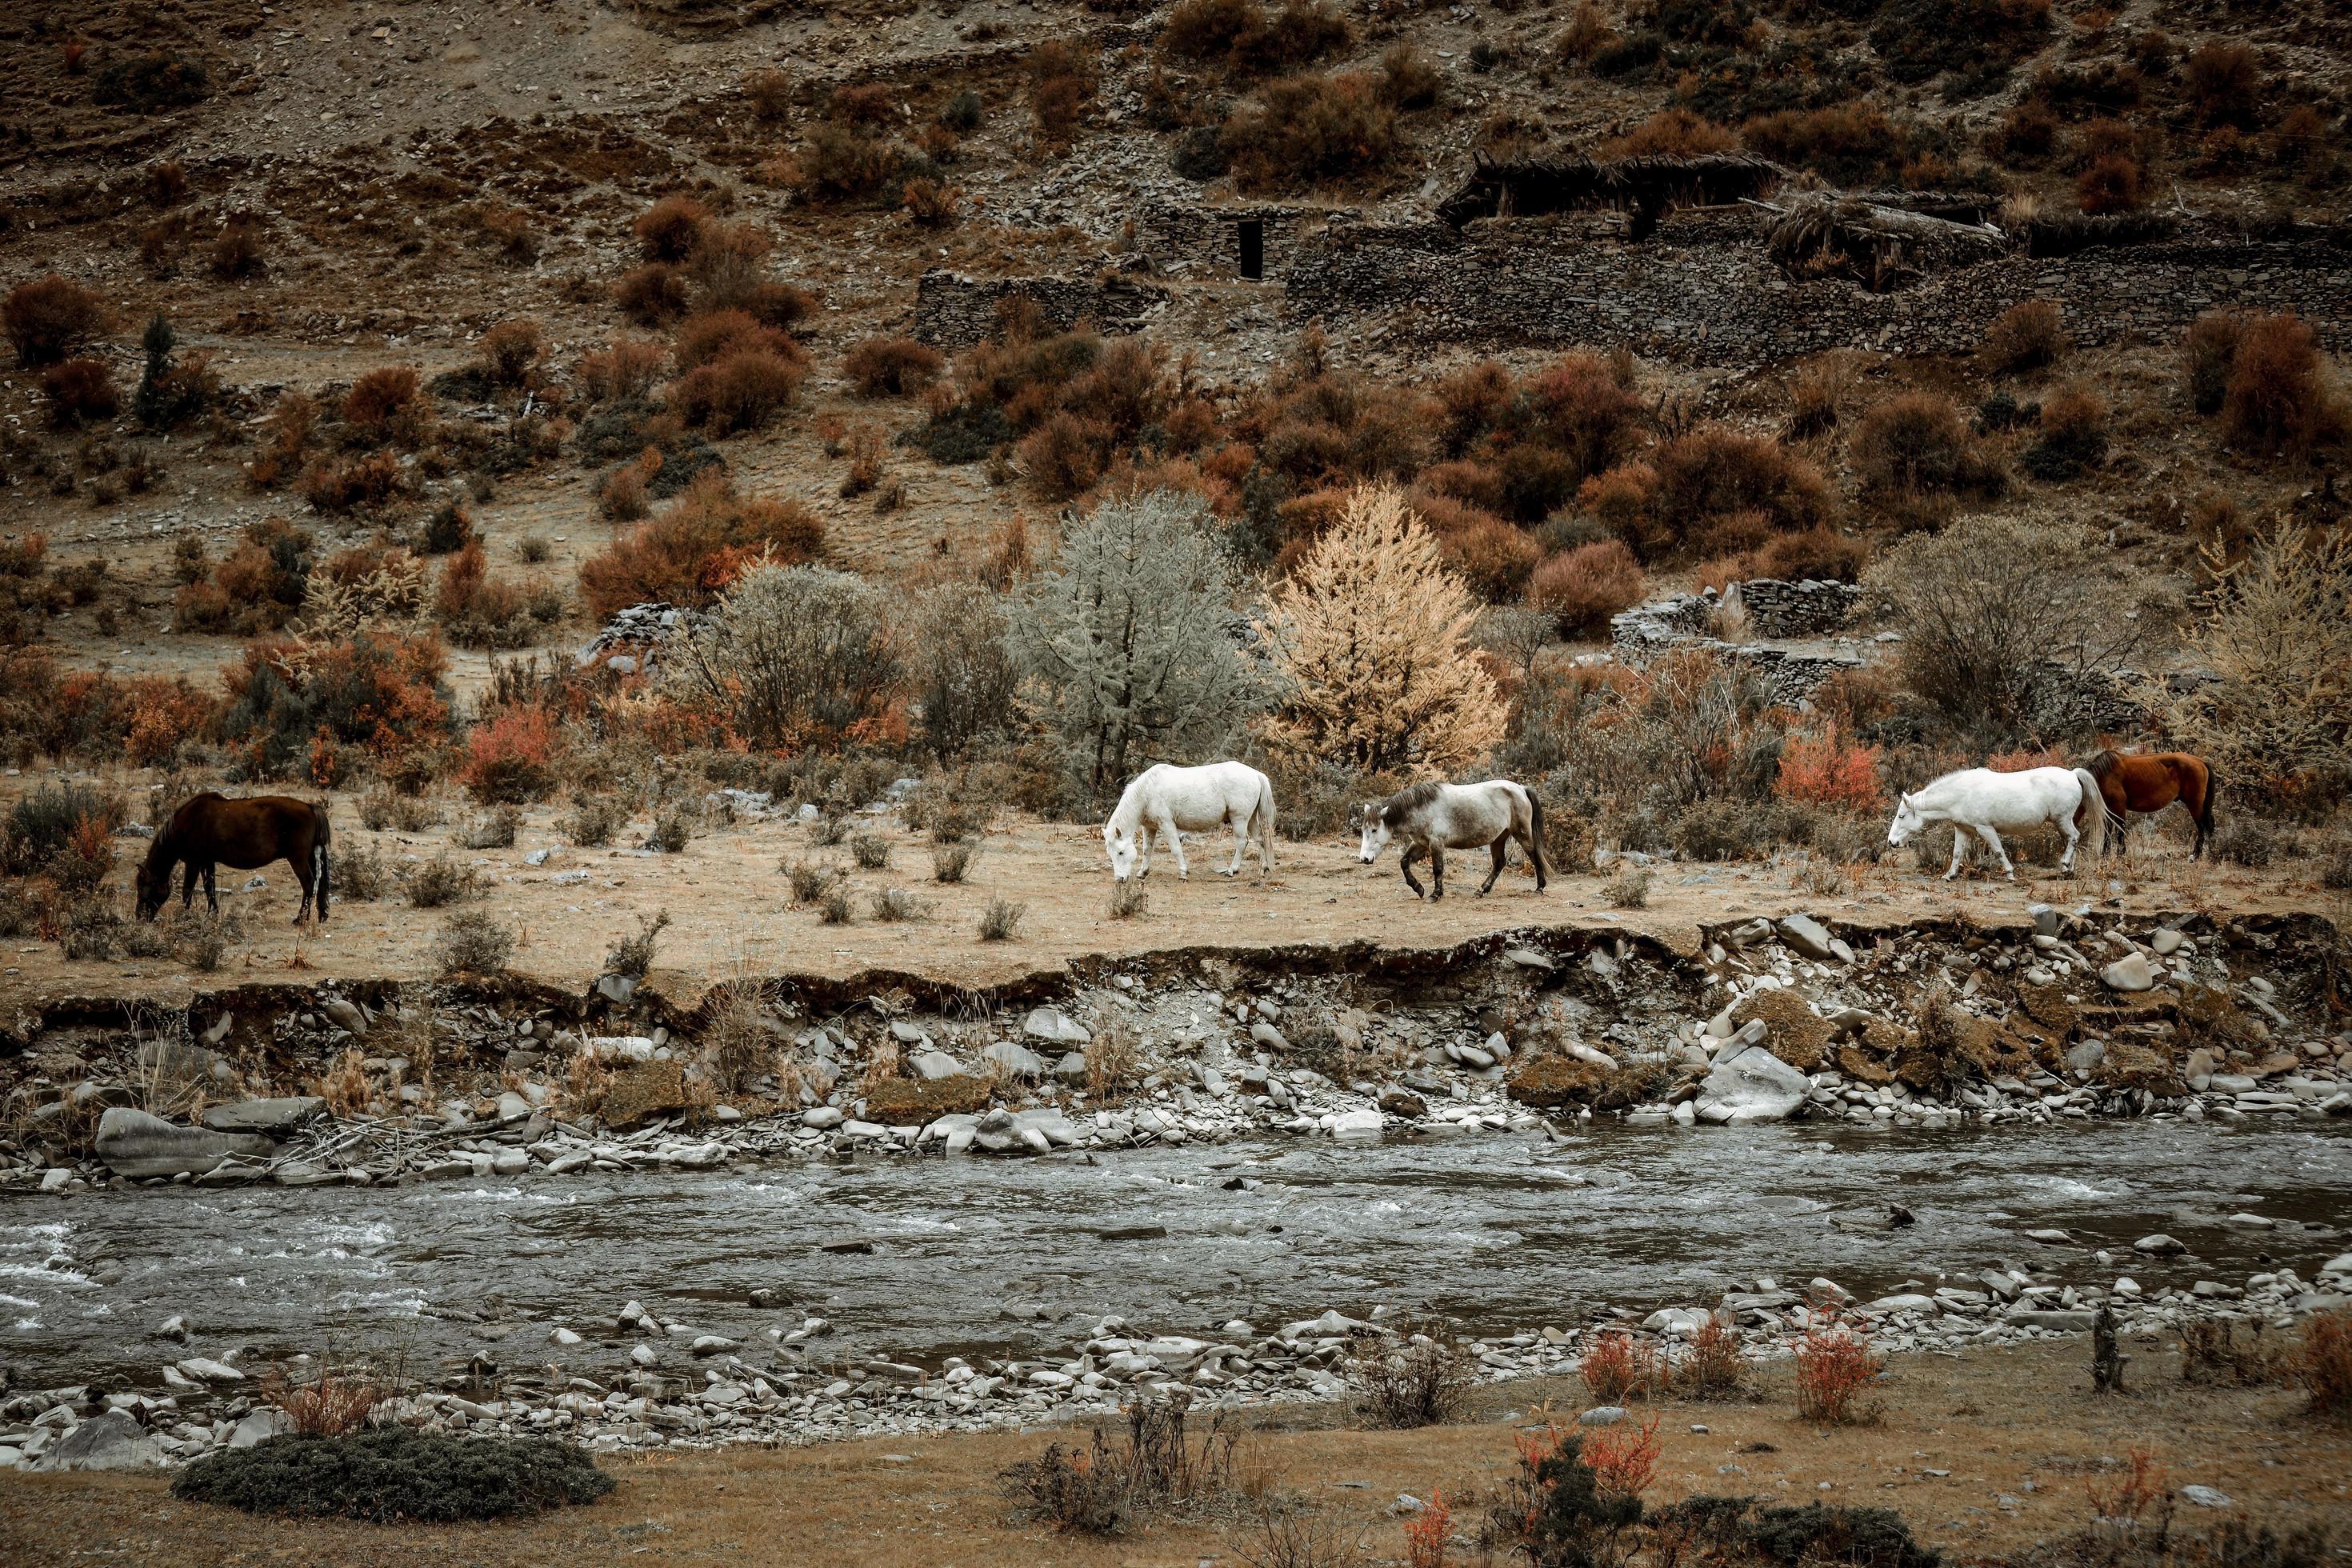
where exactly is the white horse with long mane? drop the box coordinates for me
[1102,761,1277,883]
[1887,765,2110,880]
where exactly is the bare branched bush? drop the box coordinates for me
[605,910,671,980]
[978,897,1026,941]
[405,854,482,908]
[933,842,980,882]
[1350,1333,1471,1429]
[663,564,901,750]
[434,910,514,975]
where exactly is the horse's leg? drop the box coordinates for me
[2056,811,2082,874]
[180,862,198,910]
[202,863,219,913]
[1398,845,1426,899]
[1225,809,1248,877]
[1978,824,2014,879]
[1430,846,1446,901]
[1477,836,1508,896]
[292,850,314,925]
[1162,817,1190,881]
[1943,826,1969,880]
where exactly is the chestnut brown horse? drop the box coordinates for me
[2081,750,2218,858]
[135,793,331,923]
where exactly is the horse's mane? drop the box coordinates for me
[1383,780,1445,817]
[2080,749,2119,779]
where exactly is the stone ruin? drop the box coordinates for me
[1610,578,1866,705]
[1134,198,1319,282]
[913,268,1169,350]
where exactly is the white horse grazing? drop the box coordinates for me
[1887,766,2110,880]
[1103,762,1277,883]
[1358,779,1548,900]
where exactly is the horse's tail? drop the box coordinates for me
[310,799,332,919]
[2071,768,2110,866]
[1524,786,1550,886]
[2196,762,2220,850]
[1254,772,1277,874]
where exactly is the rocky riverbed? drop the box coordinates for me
[2,1118,2346,1471]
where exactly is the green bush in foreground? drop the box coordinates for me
[171,1430,614,1522]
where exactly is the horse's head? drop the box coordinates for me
[1102,820,1139,883]
[133,858,169,921]
[1886,793,1922,848]
[1356,803,1391,865]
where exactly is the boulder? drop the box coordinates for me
[2101,953,2156,993]
[2150,928,2184,957]
[983,1042,1049,1079]
[1023,1008,1090,1046]
[1329,1108,1386,1138]
[1054,1051,1089,1084]
[94,1109,276,1179]
[1694,1044,1810,1122]
[198,1098,327,1138]
[319,997,369,1037]
[32,1410,162,1472]
[908,1051,965,1082]
[1776,914,1838,961]
[1378,1087,1429,1118]
[228,1408,290,1448]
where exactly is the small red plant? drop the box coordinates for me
[2296,1308,2352,1423]
[2086,1446,2168,1523]
[1776,725,1882,810]
[1579,1329,1662,1403]
[1794,1314,1882,1426]
[1581,1413,1662,1499]
[460,705,562,805]
[1403,1486,1452,1568]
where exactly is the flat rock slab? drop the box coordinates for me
[94,1108,277,1179]
[33,1410,163,1472]
[199,1097,326,1138]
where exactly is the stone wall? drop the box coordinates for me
[1134,201,1319,280]
[1611,582,1863,706]
[1724,578,1861,639]
[914,270,1169,350]
[1286,210,2352,363]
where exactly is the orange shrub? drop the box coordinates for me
[461,705,562,803]
[1980,299,2065,374]
[1529,540,1644,636]
[1794,1317,1882,1425]
[1402,1487,1451,1568]
[844,335,946,397]
[1602,108,1736,158]
[672,347,807,435]
[1776,726,1882,810]
[2077,151,2146,214]
[1653,428,1833,543]
[2296,1307,2351,1423]
[1018,410,1110,502]
[217,630,451,780]
[1577,462,1658,541]
[1580,1412,1661,1499]
[1987,745,2066,771]
[577,338,667,402]
[1754,526,1866,582]
[123,674,219,766]
[617,262,691,325]
[42,358,118,428]
[632,194,710,262]
[1434,509,1544,602]
[2220,313,2347,456]
[342,366,421,434]
[578,475,825,618]
[1578,1330,1661,1403]
[298,450,407,514]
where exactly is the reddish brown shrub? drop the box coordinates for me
[1433,361,1514,453]
[576,338,667,402]
[1987,99,2058,162]
[1529,539,1644,635]
[2182,310,2244,415]
[434,539,534,649]
[737,279,817,330]
[901,177,962,227]
[2298,1308,2352,1423]
[844,336,945,397]
[1222,71,1397,190]
[688,220,776,311]
[209,215,267,281]
[1417,458,1510,515]
[2220,313,2347,456]
[831,83,899,129]
[632,195,710,263]
[2270,105,2331,175]
[578,475,826,618]
[5,275,106,367]
[1754,526,1866,583]
[42,358,119,428]
[674,308,797,373]
[1577,462,1658,541]
[1794,1316,1881,1425]
[1030,41,1098,146]
[1430,506,1543,602]
[1018,411,1110,501]
[1602,108,1737,159]
[672,350,806,437]
[1776,725,1882,810]
[1581,1413,1662,1500]
[1578,1330,1662,1403]
[461,704,562,804]
[800,122,900,201]
[2182,40,2259,128]
[342,366,422,434]
[1165,0,1263,60]
[1852,393,2004,498]
[122,674,218,767]
[299,450,408,514]
[477,318,546,387]
[617,262,692,326]
[1654,429,1833,541]
[2076,152,2146,214]
[1742,103,1904,186]
[1380,42,1442,110]
[744,68,794,122]
[1980,300,2065,374]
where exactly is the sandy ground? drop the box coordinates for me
[5,772,2338,1010]
[2,1338,2346,1566]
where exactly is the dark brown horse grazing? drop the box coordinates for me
[2081,750,2219,858]
[135,794,331,923]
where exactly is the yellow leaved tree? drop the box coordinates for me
[1257,485,1506,773]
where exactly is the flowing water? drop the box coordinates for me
[4,1120,2348,1387]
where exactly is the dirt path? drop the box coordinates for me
[4,770,2334,1008]
[2,1338,2343,1566]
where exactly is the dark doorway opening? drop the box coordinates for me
[1238,219,1265,281]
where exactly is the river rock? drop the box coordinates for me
[983,1042,1049,1079]
[2150,928,2184,957]
[1054,1051,1089,1083]
[199,1098,327,1138]
[2133,1234,2186,1255]
[1580,1405,1630,1426]
[1023,1008,1090,1046]
[1777,914,1837,961]
[909,1051,965,1081]
[319,997,369,1037]
[802,1107,845,1130]
[33,1410,162,1472]
[2101,953,2156,992]
[175,1357,245,1383]
[2180,1486,2233,1508]
[1694,1045,1810,1122]
[1330,1108,1385,1139]
[229,1408,291,1448]
[94,1109,276,1178]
